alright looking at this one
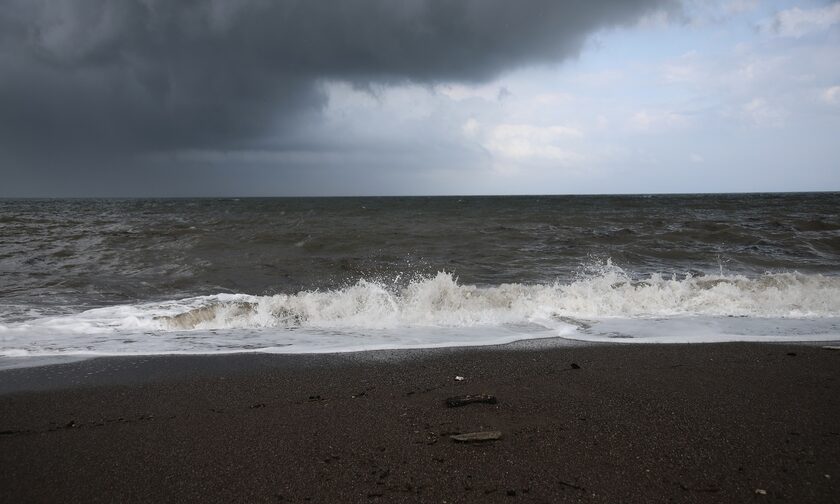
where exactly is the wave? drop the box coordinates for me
[4,266,840,333]
[2,265,840,360]
[148,268,840,332]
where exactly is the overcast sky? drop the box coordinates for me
[1,0,838,196]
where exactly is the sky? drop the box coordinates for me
[0,0,838,197]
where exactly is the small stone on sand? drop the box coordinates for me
[446,394,498,407]
[450,431,502,443]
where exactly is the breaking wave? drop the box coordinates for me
[154,268,840,331]
[2,264,840,360]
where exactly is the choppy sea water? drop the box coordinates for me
[1,194,839,367]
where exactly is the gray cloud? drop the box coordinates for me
[0,0,674,194]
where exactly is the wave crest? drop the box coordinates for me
[152,267,840,332]
[3,266,840,359]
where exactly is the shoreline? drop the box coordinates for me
[0,336,594,394]
[2,342,839,502]
[2,336,838,394]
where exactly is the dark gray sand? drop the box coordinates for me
[1,343,838,503]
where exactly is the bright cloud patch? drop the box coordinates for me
[822,86,840,106]
[762,3,840,38]
[741,98,785,127]
[630,109,690,132]
[482,124,583,163]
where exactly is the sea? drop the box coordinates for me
[1,193,839,368]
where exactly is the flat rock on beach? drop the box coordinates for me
[445,394,498,407]
[450,431,503,442]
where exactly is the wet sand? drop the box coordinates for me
[1,343,839,503]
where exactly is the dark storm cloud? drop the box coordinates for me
[0,0,674,194]
[1,1,673,151]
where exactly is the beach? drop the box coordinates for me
[1,342,838,503]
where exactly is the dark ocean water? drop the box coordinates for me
[1,193,839,362]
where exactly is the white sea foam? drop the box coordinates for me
[2,266,840,362]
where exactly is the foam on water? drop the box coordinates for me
[2,265,840,363]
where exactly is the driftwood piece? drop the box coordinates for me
[445,394,498,407]
[450,431,502,443]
